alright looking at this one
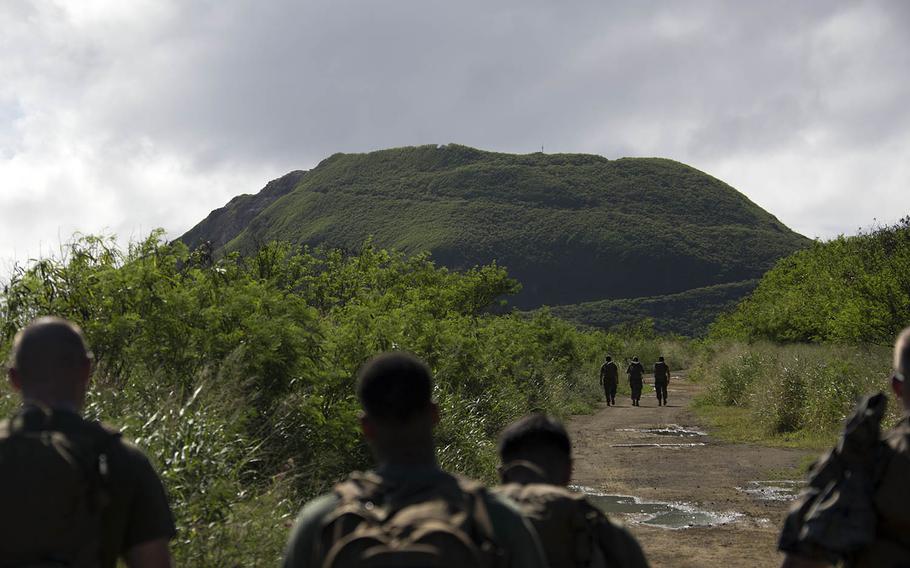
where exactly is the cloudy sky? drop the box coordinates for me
[2,0,908,264]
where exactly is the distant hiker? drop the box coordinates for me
[0,317,175,568]
[283,351,548,568]
[495,413,650,568]
[627,357,644,406]
[653,356,670,406]
[779,326,910,567]
[600,356,619,406]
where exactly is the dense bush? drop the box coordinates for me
[0,231,674,565]
[711,218,910,345]
[692,342,896,439]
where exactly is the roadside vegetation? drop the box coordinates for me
[0,231,683,565]
[692,219,910,450]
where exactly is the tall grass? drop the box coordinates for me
[692,342,897,443]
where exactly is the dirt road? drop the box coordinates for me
[569,376,812,567]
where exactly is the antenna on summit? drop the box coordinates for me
[541,145,544,153]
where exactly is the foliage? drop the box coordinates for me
[0,231,676,564]
[181,144,808,325]
[691,341,897,444]
[549,279,759,337]
[711,218,910,345]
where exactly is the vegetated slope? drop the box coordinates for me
[550,279,759,337]
[711,217,910,344]
[182,144,808,314]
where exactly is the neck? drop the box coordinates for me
[375,445,438,469]
[23,396,81,414]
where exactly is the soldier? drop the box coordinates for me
[779,326,910,566]
[496,413,649,568]
[653,356,670,407]
[283,351,548,568]
[627,356,644,406]
[0,317,176,568]
[599,356,619,406]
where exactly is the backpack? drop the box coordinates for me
[318,470,504,568]
[0,405,120,568]
[496,462,603,568]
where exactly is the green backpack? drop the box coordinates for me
[318,471,504,568]
[0,405,120,568]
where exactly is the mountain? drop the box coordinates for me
[181,144,809,332]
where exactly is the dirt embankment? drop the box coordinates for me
[569,376,813,568]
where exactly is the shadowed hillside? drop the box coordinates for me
[182,144,808,327]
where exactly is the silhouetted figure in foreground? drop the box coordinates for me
[780,327,910,567]
[283,352,547,568]
[627,357,644,406]
[495,414,649,568]
[600,356,619,406]
[0,317,175,568]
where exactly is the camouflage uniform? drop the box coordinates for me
[653,360,670,406]
[780,393,910,566]
[600,360,619,406]
[626,361,644,406]
[496,462,649,568]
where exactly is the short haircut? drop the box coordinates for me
[658,356,665,362]
[356,352,433,423]
[9,317,91,384]
[498,413,571,463]
[895,327,910,378]
[605,356,612,362]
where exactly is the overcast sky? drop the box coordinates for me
[2,0,908,264]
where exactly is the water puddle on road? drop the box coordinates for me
[571,486,742,529]
[738,480,802,502]
[616,424,707,437]
[610,442,706,449]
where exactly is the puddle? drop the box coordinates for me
[610,442,705,449]
[571,486,741,529]
[738,480,802,502]
[616,424,707,437]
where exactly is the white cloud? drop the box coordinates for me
[1,0,908,266]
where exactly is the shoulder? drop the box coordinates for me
[283,493,340,568]
[482,490,548,568]
[582,500,649,567]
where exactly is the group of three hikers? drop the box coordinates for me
[599,356,672,407]
[2,316,910,567]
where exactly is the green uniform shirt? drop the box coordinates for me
[283,464,548,568]
[0,407,176,568]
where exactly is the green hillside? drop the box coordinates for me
[182,144,808,324]
[550,279,759,337]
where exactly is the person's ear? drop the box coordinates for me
[8,368,22,393]
[892,375,904,400]
[360,413,376,441]
[79,358,92,388]
[429,402,440,426]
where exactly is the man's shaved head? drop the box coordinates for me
[7,317,92,407]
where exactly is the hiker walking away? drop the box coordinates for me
[600,356,619,406]
[627,357,644,406]
[0,317,175,568]
[653,356,670,407]
[779,326,910,567]
[495,413,650,568]
[283,351,548,568]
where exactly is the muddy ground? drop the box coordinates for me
[569,376,813,568]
